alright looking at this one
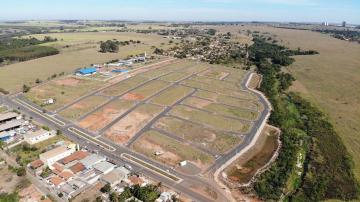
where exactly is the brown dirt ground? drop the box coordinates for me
[189,184,218,201]
[53,77,81,86]
[104,111,151,145]
[19,184,45,202]
[122,92,145,101]
[248,73,261,89]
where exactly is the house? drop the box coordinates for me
[29,159,44,175]
[0,112,19,124]
[39,146,75,168]
[76,67,97,76]
[49,176,65,188]
[80,154,106,169]
[24,129,56,145]
[58,150,89,165]
[100,167,130,187]
[93,161,115,175]
[59,171,74,181]
[69,162,86,174]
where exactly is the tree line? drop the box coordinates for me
[249,37,359,201]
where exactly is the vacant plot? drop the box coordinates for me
[124,80,170,101]
[193,90,260,111]
[149,85,193,106]
[59,95,108,121]
[132,130,214,170]
[181,79,256,100]
[190,75,239,91]
[0,31,170,92]
[169,105,250,134]
[182,97,258,121]
[154,116,242,154]
[199,69,230,80]
[225,126,279,184]
[78,99,135,132]
[104,104,163,145]
[179,64,209,74]
[25,76,104,111]
[159,72,191,82]
[100,75,148,96]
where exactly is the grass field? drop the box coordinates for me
[104,103,163,145]
[239,25,360,181]
[25,76,104,111]
[78,99,135,132]
[58,95,108,121]
[169,105,250,133]
[149,85,193,106]
[159,72,191,82]
[132,130,214,170]
[100,75,148,96]
[182,97,258,121]
[0,31,171,92]
[154,116,242,154]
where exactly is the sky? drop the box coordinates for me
[1,0,360,24]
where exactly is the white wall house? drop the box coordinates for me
[24,129,56,145]
[40,146,75,169]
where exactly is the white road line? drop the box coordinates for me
[68,127,116,151]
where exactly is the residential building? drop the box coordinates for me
[80,154,106,169]
[24,129,56,145]
[93,161,115,174]
[40,146,75,168]
[100,167,130,187]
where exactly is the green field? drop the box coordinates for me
[149,85,193,106]
[169,105,250,133]
[128,80,170,100]
[100,75,148,96]
[132,130,214,169]
[154,116,242,154]
[59,95,108,121]
[159,72,191,82]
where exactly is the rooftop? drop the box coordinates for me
[30,159,44,169]
[70,162,86,174]
[59,171,74,180]
[0,112,18,122]
[93,161,115,173]
[59,150,89,165]
[40,146,69,160]
[50,176,64,187]
[77,67,97,74]
[80,154,106,168]
[0,120,22,132]
[24,129,49,139]
[101,167,130,184]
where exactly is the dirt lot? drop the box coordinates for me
[182,97,259,121]
[132,130,214,170]
[169,105,250,134]
[78,99,135,132]
[225,125,279,184]
[104,104,163,145]
[0,166,24,193]
[154,116,242,154]
[59,95,108,121]
[149,85,193,106]
[124,80,170,101]
[25,76,104,111]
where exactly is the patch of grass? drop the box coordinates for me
[169,105,250,133]
[149,85,193,106]
[159,72,190,82]
[59,95,109,121]
[129,80,169,99]
[100,75,148,96]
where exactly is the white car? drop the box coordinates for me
[124,164,133,170]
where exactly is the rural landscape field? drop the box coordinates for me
[0,1,359,201]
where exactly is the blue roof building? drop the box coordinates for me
[77,67,97,75]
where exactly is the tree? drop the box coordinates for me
[207,29,217,36]
[22,84,31,93]
[100,183,111,193]
[16,167,26,176]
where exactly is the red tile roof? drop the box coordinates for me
[30,159,44,169]
[59,171,74,180]
[51,162,64,175]
[70,162,85,174]
[128,175,144,185]
[50,176,64,187]
[58,150,89,165]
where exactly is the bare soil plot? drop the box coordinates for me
[181,79,256,100]
[100,75,148,96]
[169,105,250,134]
[0,167,24,193]
[104,104,163,145]
[154,116,242,154]
[182,97,258,121]
[225,126,279,184]
[25,76,104,111]
[149,85,193,106]
[159,72,191,82]
[248,73,262,89]
[193,90,260,111]
[78,99,135,132]
[124,80,170,101]
[132,130,214,170]
[59,95,108,121]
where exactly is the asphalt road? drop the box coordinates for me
[0,69,271,202]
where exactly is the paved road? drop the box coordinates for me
[0,69,271,202]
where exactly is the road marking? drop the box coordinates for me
[14,99,66,126]
[68,127,116,152]
[121,153,183,183]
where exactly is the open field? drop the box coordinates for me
[182,97,258,121]
[132,130,214,170]
[25,76,104,111]
[78,99,135,132]
[0,31,172,92]
[159,72,191,82]
[239,25,360,181]
[154,116,242,154]
[225,125,279,184]
[169,105,250,133]
[149,85,193,106]
[58,95,108,121]
[104,103,163,145]
[193,90,260,111]
[100,75,148,96]
[190,75,239,91]
[124,80,170,101]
